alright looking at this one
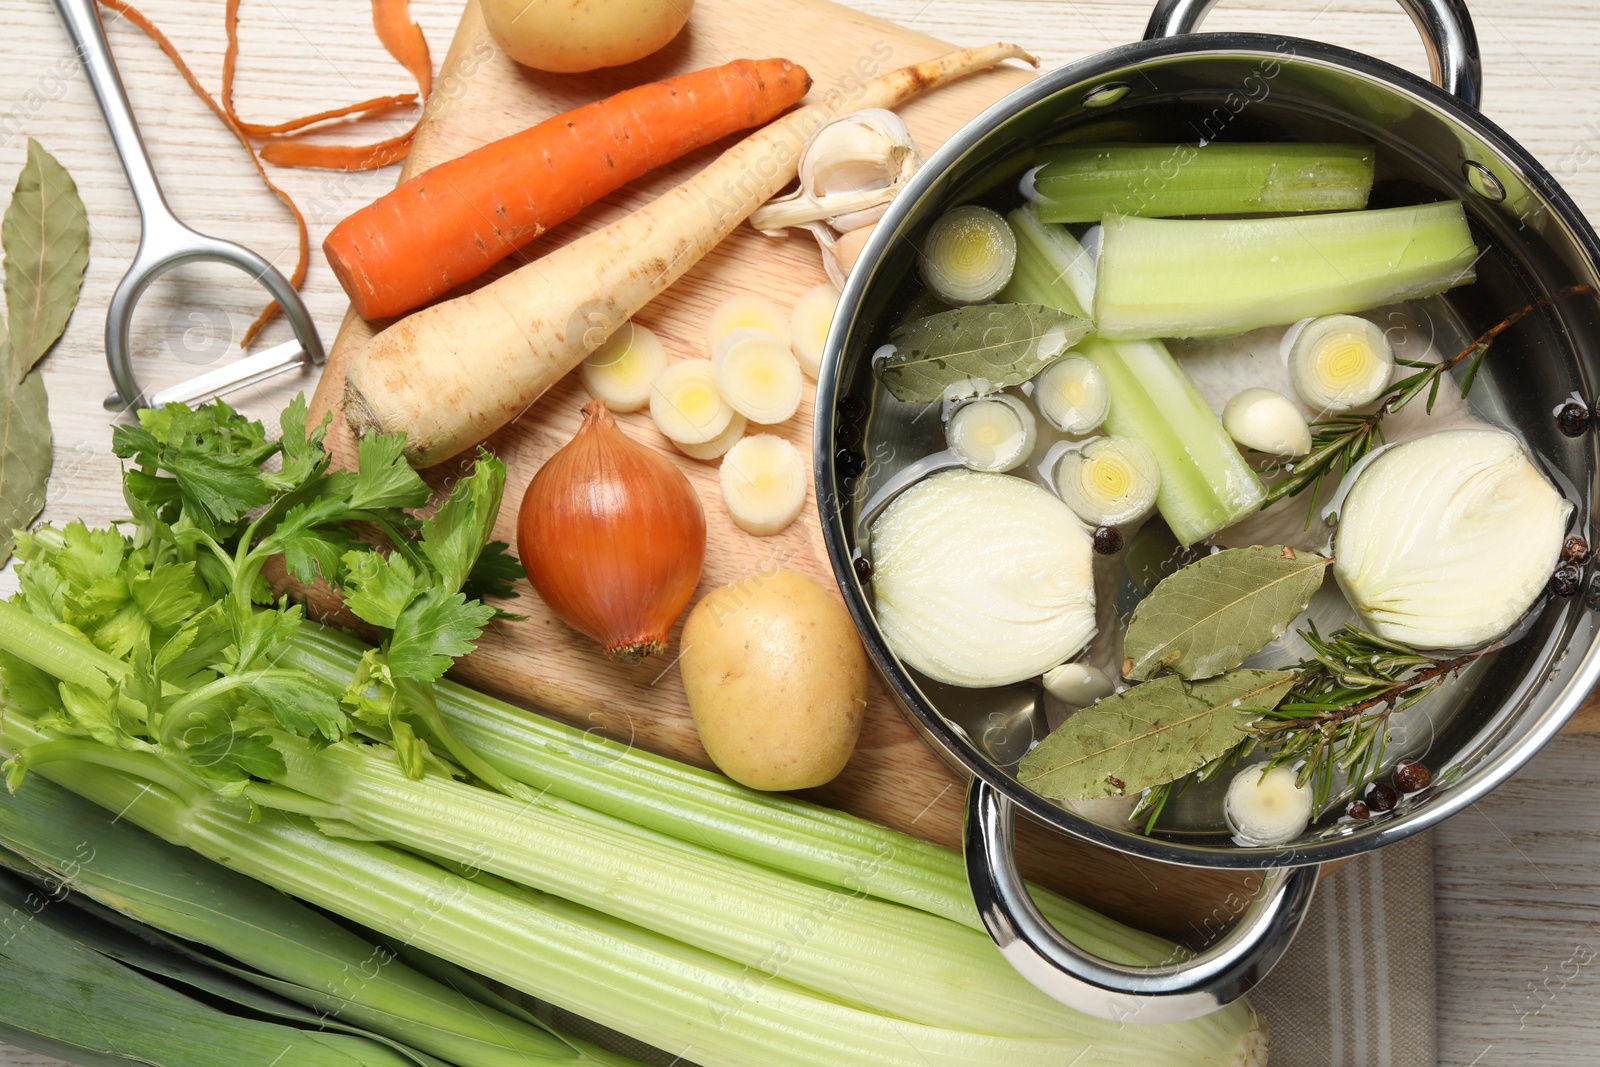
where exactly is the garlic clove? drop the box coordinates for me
[1222,387,1313,457]
[804,222,877,290]
[1041,661,1115,707]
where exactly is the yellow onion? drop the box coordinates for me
[518,401,707,660]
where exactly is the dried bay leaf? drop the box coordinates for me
[1017,669,1296,801]
[1124,545,1332,681]
[877,303,1089,403]
[2,139,89,379]
[0,367,51,564]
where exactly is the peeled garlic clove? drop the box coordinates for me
[871,469,1097,688]
[1222,387,1312,457]
[1041,661,1115,706]
[1225,765,1313,846]
[750,109,921,234]
[1333,428,1572,650]
[1289,314,1394,414]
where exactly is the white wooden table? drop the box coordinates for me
[1,0,1598,1063]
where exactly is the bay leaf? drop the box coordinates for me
[1124,545,1331,681]
[0,366,52,565]
[2,138,89,381]
[877,303,1089,403]
[1017,668,1296,801]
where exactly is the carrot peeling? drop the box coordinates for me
[323,57,815,321]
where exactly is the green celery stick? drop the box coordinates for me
[1030,142,1374,223]
[1094,201,1478,339]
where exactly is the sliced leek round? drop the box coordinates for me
[719,434,808,536]
[919,204,1016,305]
[791,282,840,379]
[1222,387,1312,457]
[714,333,804,425]
[578,320,668,412]
[946,394,1036,472]
[706,292,792,357]
[1033,355,1109,435]
[1224,765,1312,847]
[1288,314,1394,414]
[1054,436,1160,526]
[650,359,744,459]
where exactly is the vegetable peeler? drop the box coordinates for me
[54,0,325,412]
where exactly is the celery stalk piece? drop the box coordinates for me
[1094,201,1479,339]
[0,775,631,1067]
[1030,142,1375,223]
[996,203,1096,317]
[0,869,417,1067]
[1075,338,1265,545]
[4,734,1266,1067]
[262,729,1091,1040]
[280,623,1175,967]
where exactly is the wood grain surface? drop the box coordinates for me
[3,0,1600,1063]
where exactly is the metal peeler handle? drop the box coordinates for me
[54,0,325,411]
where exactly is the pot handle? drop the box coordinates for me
[963,778,1319,1023]
[1144,0,1483,108]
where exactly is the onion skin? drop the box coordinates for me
[518,402,707,660]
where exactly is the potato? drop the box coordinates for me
[681,569,868,791]
[481,0,692,74]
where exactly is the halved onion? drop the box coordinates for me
[1033,355,1109,435]
[946,394,1037,472]
[919,204,1016,305]
[871,469,1096,688]
[1288,314,1394,414]
[1054,436,1160,526]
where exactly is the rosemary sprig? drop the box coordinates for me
[1260,283,1595,510]
[1252,624,1493,808]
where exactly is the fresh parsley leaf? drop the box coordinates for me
[420,450,506,595]
[462,540,521,602]
[387,587,496,682]
[348,433,430,512]
[265,395,331,493]
[267,496,357,585]
[342,550,421,630]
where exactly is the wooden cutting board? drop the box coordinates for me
[302,0,1272,934]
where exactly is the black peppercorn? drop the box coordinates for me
[1551,565,1583,598]
[836,421,863,449]
[1092,525,1123,555]
[1392,758,1432,794]
[853,555,874,583]
[1345,800,1371,820]
[837,396,868,423]
[1363,781,1398,813]
[835,448,865,480]
[1557,401,1591,437]
[1563,535,1591,565]
[1586,574,1600,611]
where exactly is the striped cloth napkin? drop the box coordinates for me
[550,833,1437,1066]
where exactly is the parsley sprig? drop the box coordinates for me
[2,396,523,800]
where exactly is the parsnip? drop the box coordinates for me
[342,44,1038,468]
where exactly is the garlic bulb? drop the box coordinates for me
[1333,429,1572,650]
[871,469,1096,688]
[751,109,922,234]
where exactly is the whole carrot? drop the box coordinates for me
[324,57,813,320]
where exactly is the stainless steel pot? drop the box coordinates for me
[814,0,1600,1024]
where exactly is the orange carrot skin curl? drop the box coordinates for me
[324,57,812,321]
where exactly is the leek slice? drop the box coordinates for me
[1029,142,1374,223]
[1075,337,1264,545]
[1094,202,1479,339]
